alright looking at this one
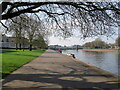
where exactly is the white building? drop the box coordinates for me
[0,34,29,48]
[0,34,13,48]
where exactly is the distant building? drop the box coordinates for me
[49,45,83,50]
[49,45,63,50]
[71,45,83,49]
[0,34,29,48]
[0,34,12,48]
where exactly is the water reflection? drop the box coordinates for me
[62,50,119,76]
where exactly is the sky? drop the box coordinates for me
[0,27,118,46]
[0,1,119,46]
[48,26,118,46]
[48,34,118,46]
[0,23,118,46]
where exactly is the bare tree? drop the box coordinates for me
[6,14,47,51]
[6,15,27,50]
[0,1,120,38]
[24,15,47,51]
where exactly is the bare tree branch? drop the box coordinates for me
[1,2,119,38]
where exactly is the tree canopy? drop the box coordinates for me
[6,14,48,50]
[0,1,120,38]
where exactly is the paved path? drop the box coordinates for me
[2,50,119,89]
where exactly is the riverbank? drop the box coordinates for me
[62,49,119,76]
[67,54,119,78]
[2,50,119,89]
[82,49,120,52]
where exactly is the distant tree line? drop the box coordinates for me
[83,38,120,49]
[116,37,120,49]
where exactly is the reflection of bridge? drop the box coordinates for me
[49,45,83,50]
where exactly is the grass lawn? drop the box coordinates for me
[1,49,46,78]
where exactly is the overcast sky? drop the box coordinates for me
[0,1,119,46]
[48,26,118,46]
[0,25,118,46]
[48,34,118,46]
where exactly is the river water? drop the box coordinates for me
[62,50,119,76]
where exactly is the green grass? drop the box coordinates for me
[1,49,46,78]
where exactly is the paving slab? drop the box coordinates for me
[2,50,119,89]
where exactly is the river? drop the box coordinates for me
[62,50,119,76]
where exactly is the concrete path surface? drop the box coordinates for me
[2,50,119,89]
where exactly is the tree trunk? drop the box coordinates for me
[19,43,22,50]
[22,38,25,51]
[16,31,18,50]
[29,44,32,51]
[16,43,18,50]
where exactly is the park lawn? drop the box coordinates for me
[1,49,46,78]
